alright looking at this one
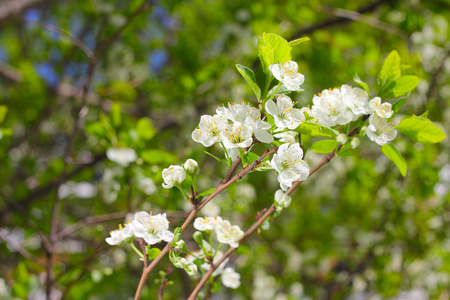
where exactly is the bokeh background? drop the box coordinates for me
[0,0,449,299]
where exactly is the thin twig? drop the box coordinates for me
[157,268,173,300]
[133,147,278,300]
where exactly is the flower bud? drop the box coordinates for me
[337,134,348,144]
[184,158,198,175]
[184,263,198,276]
[274,189,292,208]
[351,138,360,149]
[193,231,203,245]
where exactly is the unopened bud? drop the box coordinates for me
[351,138,360,149]
[337,134,348,144]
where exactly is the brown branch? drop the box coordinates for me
[134,147,278,300]
[188,205,277,299]
[188,115,372,297]
[157,268,173,300]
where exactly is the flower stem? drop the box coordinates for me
[129,241,144,259]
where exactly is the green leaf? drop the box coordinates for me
[236,64,261,101]
[0,105,7,124]
[297,122,339,138]
[110,102,122,127]
[141,150,177,164]
[377,50,401,90]
[0,128,13,136]
[300,134,312,152]
[242,151,260,165]
[381,75,420,98]
[148,248,161,260]
[310,140,338,154]
[289,37,310,47]
[353,74,370,95]
[198,188,216,197]
[395,115,446,143]
[203,150,226,163]
[381,144,407,176]
[136,118,156,141]
[389,98,407,121]
[419,110,428,118]
[85,121,106,138]
[258,33,292,74]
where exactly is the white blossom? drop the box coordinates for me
[270,143,309,191]
[310,87,353,127]
[265,95,305,130]
[171,257,198,276]
[132,212,174,245]
[269,61,305,91]
[341,84,370,118]
[106,222,134,245]
[221,267,241,289]
[192,114,228,147]
[369,97,393,119]
[273,131,297,144]
[218,101,273,143]
[274,189,292,208]
[221,122,253,149]
[351,138,360,149]
[106,147,137,167]
[193,216,221,231]
[337,134,348,144]
[366,114,397,145]
[162,165,186,188]
[184,158,198,174]
[216,220,244,248]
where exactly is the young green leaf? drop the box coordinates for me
[267,83,291,99]
[236,64,261,101]
[136,118,156,141]
[258,33,292,74]
[297,122,339,138]
[388,98,406,121]
[353,74,370,95]
[0,106,7,124]
[381,75,420,99]
[198,188,216,197]
[148,248,161,260]
[289,37,310,47]
[110,102,122,127]
[377,50,401,90]
[381,144,407,176]
[310,140,338,154]
[395,115,446,143]
[242,151,260,165]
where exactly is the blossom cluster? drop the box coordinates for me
[106,211,173,246]
[310,85,397,145]
[193,216,244,248]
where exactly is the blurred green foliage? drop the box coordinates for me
[0,0,449,299]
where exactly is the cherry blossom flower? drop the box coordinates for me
[106,147,137,167]
[184,158,198,174]
[221,122,253,149]
[369,97,393,119]
[162,165,186,188]
[270,143,309,191]
[192,114,228,147]
[273,131,297,144]
[341,84,370,118]
[221,267,241,289]
[106,222,134,245]
[366,114,397,145]
[274,189,292,208]
[218,101,273,144]
[265,95,305,130]
[132,212,174,245]
[311,87,353,127]
[193,216,221,231]
[269,61,305,91]
[216,220,244,248]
